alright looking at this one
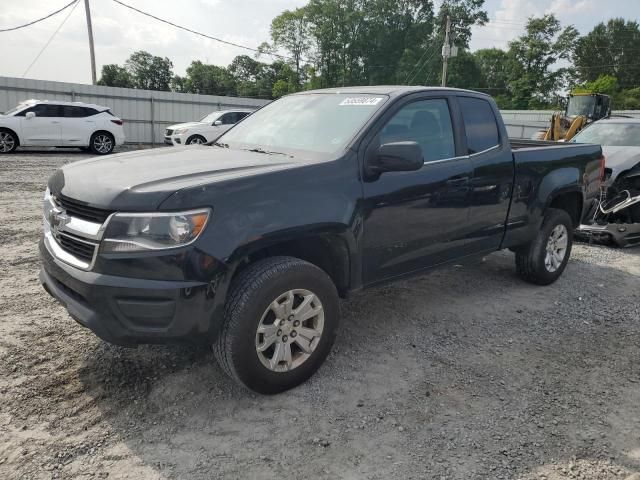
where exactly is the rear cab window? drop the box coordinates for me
[458,96,501,154]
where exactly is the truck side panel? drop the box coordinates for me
[501,144,602,249]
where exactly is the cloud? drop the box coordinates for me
[470,0,544,51]
[3,0,639,84]
[546,0,599,17]
[2,0,306,83]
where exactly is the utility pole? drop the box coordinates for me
[84,0,97,84]
[441,15,451,87]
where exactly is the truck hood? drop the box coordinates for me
[602,146,640,184]
[48,146,299,211]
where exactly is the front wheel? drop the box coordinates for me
[213,256,339,394]
[186,135,206,145]
[515,208,573,285]
[90,132,115,155]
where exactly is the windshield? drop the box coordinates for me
[217,93,388,157]
[199,111,223,124]
[3,104,29,116]
[566,96,595,117]
[573,122,640,147]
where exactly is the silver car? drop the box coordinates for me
[574,117,640,247]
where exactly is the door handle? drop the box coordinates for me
[446,176,469,185]
[51,121,60,124]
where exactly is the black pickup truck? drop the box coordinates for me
[40,86,603,393]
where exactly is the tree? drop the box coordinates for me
[270,8,312,84]
[446,49,484,90]
[617,87,640,109]
[397,0,489,87]
[436,0,488,48]
[170,75,187,93]
[228,55,280,98]
[474,48,510,96]
[182,61,236,96]
[302,0,488,87]
[97,64,133,88]
[574,74,619,95]
[574,18,640,88]
[124,51,174,91]
[506,15,579,108]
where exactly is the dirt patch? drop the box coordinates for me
[1,152,639,480]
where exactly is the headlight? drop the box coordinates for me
[101,208,211,253]
[174,128,188,135]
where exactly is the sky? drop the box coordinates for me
[0,0,639,85]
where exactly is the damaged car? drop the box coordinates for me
[575,117,640,247]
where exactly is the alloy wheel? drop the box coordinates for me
[255,289,324,372]
[93,135,113,154]
[544,224,568,272]
[0,132,15,153]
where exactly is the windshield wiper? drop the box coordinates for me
[243,147,287,156]
[212,141,229,148]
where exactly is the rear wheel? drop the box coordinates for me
[213,256,339,394]
[90,132,115,155]
[515,208,573,285]
[186,135,206,145]
[0,130,18,154]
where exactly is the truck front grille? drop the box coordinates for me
[55,194,112,223]
[56,233,97,263]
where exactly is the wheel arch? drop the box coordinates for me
[546,190,583,228]
[227,232,354,298]
[0,127,20,146]
[91,129,115,139]
[186,134,207,144]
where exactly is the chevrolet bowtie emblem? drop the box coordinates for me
[49,207,69,237]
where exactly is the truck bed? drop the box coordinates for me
[509,139,583,150]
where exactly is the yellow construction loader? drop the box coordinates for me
[542,92,611,141]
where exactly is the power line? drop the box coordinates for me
[408,48,439,85]
[404,44,438,85]
[0,0,79,33]
[23,0,81,78]
[111,0,294,62]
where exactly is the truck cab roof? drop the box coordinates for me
[297,85,491,98]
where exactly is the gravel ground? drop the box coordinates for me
[1,150,639,480]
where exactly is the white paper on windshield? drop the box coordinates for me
[339,97,383,106]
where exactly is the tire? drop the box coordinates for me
[515,208,574,285]
[0,129,18,154]
[213,256,339,394]
[186,135,206,145]
[89,132,115,155]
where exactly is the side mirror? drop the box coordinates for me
[25,111,36,120]
[368,141,423,175]
[213,120,222,126]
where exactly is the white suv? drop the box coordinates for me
[0,100,125,155]
[165,109,253,146]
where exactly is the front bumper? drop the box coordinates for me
[39,239,217,346]
[164,136,174,145]
[576,222,640,247]
[171,134,186,146]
